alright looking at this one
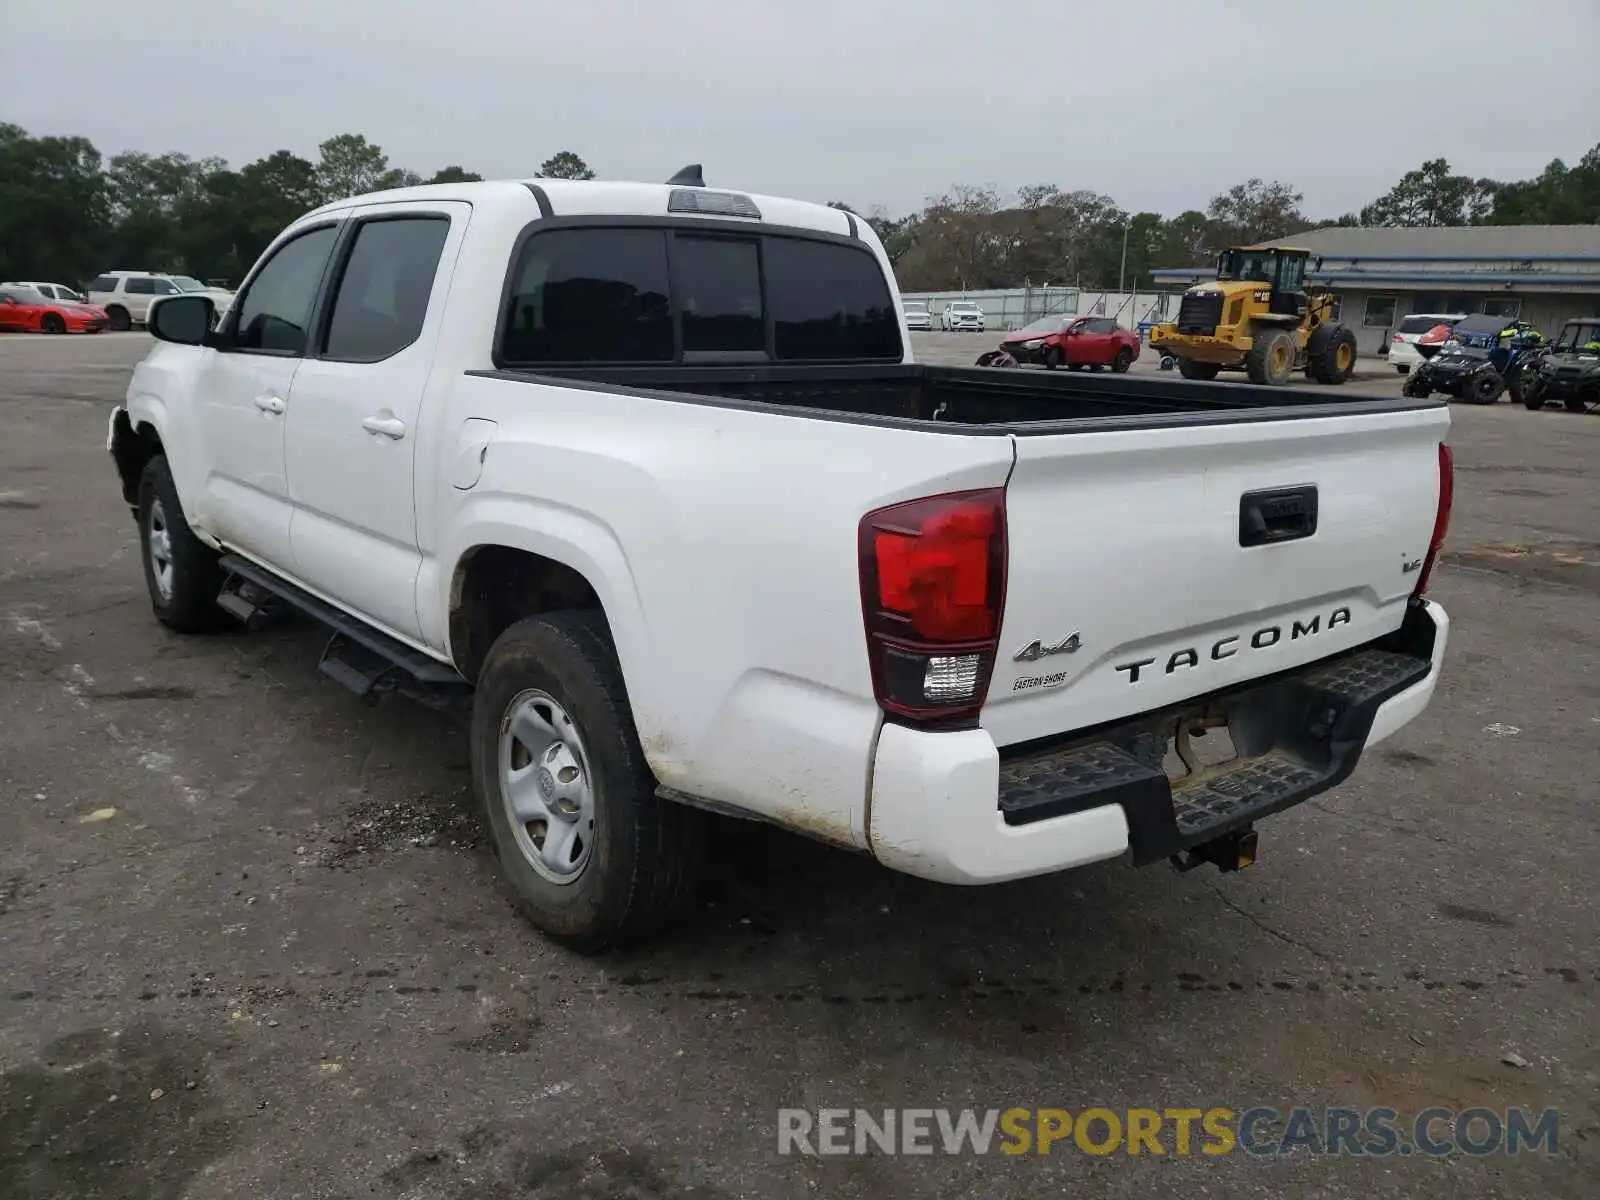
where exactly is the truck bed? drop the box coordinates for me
[487,362,1435,432]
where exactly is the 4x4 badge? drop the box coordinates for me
[1014,633,1081,662]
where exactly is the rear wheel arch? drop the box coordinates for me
[448,544,610,683]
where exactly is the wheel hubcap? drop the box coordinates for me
[147,499,174,602]
[497,690,594,883]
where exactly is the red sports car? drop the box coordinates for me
[996,313,1141,372]
[0,286,109,334]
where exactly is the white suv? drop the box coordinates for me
[942,300,985,332]
[86,271,235,331]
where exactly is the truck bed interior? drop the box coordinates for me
[494,363,1429,432]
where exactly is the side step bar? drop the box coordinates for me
[217,555,470,713]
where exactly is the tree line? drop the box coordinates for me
[845,145,1600,292]
[0,125,594,286]
[3,120,1595,293]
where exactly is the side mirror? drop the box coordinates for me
[148,294,216,346]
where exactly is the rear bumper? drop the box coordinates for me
[868,599,1449,884]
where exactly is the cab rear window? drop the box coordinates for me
[1399,315,1451,335]
[498,225,902,367]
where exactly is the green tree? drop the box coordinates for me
[314,133,393,202]
[0,124,110,283]
[427,165,483,184]
[1359,158,1497,226]
[1481,144,1600,224]
[537,151,595,180]
[1205,178,1310,246]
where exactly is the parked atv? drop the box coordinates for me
[1402,314,1545,404]
[1520,318,1600,413]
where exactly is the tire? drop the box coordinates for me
[1396,365,1409,375]
[471,612,707,952]
[1111,347,1133,373]
[107,305,131,331]
[1403,373,1432,399]
[1177,357,1220,381]
[1565,392,1595,414]
[40,313,66,335]
[1517,375,1545,411]
[136,456,228,633]
[1305,323,1358,384]
[1043,346,1062,370]
[1246,327,1296,386]
[1462,370,1505,405]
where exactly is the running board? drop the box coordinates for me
[216,555,469,708]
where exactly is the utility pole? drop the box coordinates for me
[1117,221,1131,297]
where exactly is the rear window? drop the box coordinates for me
[1399,315,1451,334]
[498,226,902,366]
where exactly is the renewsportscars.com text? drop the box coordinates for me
[776,1106,1560,1158]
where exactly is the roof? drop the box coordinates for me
[1258,224,1600,260]
[302,177,857,241]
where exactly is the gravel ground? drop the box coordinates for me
[1,332,1596,1199]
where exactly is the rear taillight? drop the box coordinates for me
[1412,443,1453,598]
[859,488,1007,725]
[1392,334,1404,343]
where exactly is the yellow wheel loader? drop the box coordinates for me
[1148,247,1358,387]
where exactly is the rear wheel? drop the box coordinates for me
[137,456,228,633]
[40,313,66,335]
[107,305,131,331]
[1177,357,1220,381]
[1462,370,1505,405]
[1111,347,1133,373]
[1306,323,1358,384]
[1246,327,1296,386]
[471,612,707,952]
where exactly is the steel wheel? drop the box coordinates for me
[146,498,175,602]
[497,689,595,883]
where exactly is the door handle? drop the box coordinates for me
[254,393,285,415]
[362,413,407,440]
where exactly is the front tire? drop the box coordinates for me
[1462,370,1505,405]
[1043,346,1062,370]
[1246,327,1296,386]
[471,612,707,952]
[136,456,228,633]
[1177,357,1220,381]
[40,313,66,335]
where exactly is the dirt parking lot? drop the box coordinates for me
[1,332,1596,1199]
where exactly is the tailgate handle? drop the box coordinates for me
[1239,485,1318,547]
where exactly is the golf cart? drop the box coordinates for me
[1520,318,1600,413]
[1402,313,1546,404]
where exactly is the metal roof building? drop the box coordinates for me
[1151,224,1600,358]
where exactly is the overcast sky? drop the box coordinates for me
[5,0,1597,220]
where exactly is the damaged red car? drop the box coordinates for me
[992,313,1140,372]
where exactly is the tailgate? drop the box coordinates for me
[985,405,1450,747]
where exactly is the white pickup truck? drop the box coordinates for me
[109,171,1453,951]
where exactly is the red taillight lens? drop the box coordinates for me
[1413,443,1453,598]
[859,489,1007,725]
[1392,334,1404,343]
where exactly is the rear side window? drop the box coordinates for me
[125,277,155,295]
[89,275,117,292]
[765,237,901,361]
[502,228,673,363]
[322,217,450,361]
